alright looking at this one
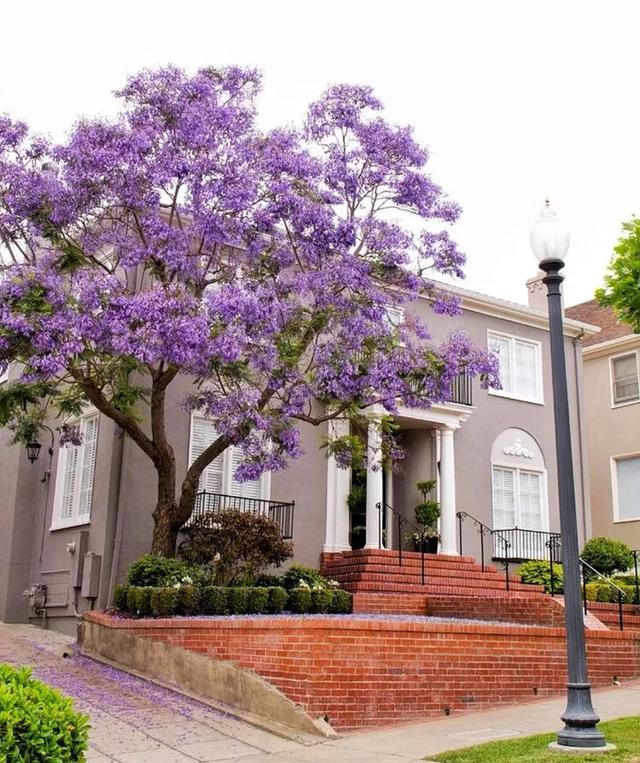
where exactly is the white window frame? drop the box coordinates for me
[609,350,640,408]
[188,414,271,501]
[491,462,549,531]
[51,411,100,530]
[610,452,640,523]
[487,330,544,405]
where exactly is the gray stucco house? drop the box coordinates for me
[0,275,598,633]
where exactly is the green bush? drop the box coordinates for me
[113,584,129,612]
[125,586,153,617]
[519,560,564,593]
[127,554,192,587]
[200,586,229,615]
[329,589,353,614]
[310,588,333,613]
[245,587,269,614]
[287,587,312,613]
[585,581,636,605]
[281,564,331,591]
[227,587,249,614]
[175,585,199,616]
[125,586,138,614]
[254,573,283,588]
[151,587,178,617]
[267,586,288,614]
[581,537,634,577]
[0,664,89,762]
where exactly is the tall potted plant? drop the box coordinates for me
[412,479,440,554]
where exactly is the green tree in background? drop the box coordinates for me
[596,217,640,330]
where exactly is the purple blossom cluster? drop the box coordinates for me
[0,66,499,488]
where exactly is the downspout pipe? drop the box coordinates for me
[572,329,591,544]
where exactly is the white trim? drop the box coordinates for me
[582,333,640,358]
[487,330,544,405]
[610,452,640,523]
[609,349,640,408]
[50,412,100,531]
[188,413,270,501]
[421,282,600,338]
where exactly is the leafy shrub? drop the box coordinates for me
[585,581,636,605]
[310,588,333,613]
[254,573,283,588]
[175,585,199,616]
[281,564,331,591]
[227,587,249,614]
[519,560,564,593]
[288,587,312,613]
[200,586,228,615]
[581,537,634,577]
[178,510,293,585]
[246,587,269,614]
[113,584,128,612]
[127,554,192,587]
[329,589,353,614]
[125,586,153,617]
[151,587,178,617]
[0,664,89,762]
[267,586,288,614]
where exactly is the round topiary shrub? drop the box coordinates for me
[581,537,634,577]
[200,586,229,615]
[310,588,333,613]
[113,584,129,613]
[227,587,249,615]
[0,664,89,762]
[175,585,199,616]
[329,589,353,614]
[127,554,192,587]
[150,587,178,617]
[245,587,269,614]
[287,587,312,613]
[267,586,288,614]
[519,560,564,593]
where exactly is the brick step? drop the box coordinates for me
[588,611,640,630]
[333,571,543,593]
[323,562,525,585]
[585,601,640,614]
[325,549,479,564]
[322,551,487,572]
[340,580,550,597]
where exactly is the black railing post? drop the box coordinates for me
[457,513,463,556]
[480,528,485,572]
[504,541,510,592]
[377,502,383,550]
[397,515,403,567]
[633,550,639,607]
[421,533,425,586]
[618,590,624,631]
[581,564,588,616]
[549,538,556,596]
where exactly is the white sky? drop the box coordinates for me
[1,0,638,307]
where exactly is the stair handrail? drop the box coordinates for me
[633,550,640,608]
[376,501,427,586]
[579,557,627,631]
[456,511,512,590]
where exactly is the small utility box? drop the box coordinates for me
[80,552,102,599]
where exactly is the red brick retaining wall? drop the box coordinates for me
[426,593,567,626]
[86,612,640,730]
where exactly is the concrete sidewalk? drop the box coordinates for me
[1,623,638,762]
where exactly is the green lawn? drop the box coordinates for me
[427,717,640,762]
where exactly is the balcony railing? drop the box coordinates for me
[448,372,473,406]
[190,492,295,539]
[492,527,563,564]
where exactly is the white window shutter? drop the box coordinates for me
[60,447,79,521]
[190,416,224,494]
[229,445,262,499]
[78,415,99,517]
[492,466,516,529]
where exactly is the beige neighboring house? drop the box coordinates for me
[566,300,640,550]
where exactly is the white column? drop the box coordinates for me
[364,419,383,549]
[323,420,352,553]
[384,466,394,549]
[439,425,458,555]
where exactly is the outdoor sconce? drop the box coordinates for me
[26,441,42,464]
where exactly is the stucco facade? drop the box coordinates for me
[565,299,640,551]
[0,284,597,633]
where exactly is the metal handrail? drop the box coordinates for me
[456,511,512,590]
[191,491,295,539]
[376,501,427,586]
[633,550,640,607]
[579,557,627,631]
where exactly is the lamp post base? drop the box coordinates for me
[555,682,607,749]
[548,742,616,754]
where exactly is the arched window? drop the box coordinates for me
[490,428,548,533]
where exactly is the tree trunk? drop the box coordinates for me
[151,503,181,556]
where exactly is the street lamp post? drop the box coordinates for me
[530,200,607,750]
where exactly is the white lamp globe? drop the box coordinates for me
[530,199,570,262]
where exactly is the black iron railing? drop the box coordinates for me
[492,527,563,564]
[456,511,512,590]
[580,558,627,631]
[448,372,473,406]
[190,491,295,539]
[376,501,428,585]
[633,550,640,607]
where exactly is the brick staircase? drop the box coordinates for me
[321,548,565,626]
[585,601,640,632]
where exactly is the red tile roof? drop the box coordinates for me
[565,299,635,347]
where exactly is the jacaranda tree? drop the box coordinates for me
[0,66,498,555]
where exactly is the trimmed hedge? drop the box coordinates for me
[585,581,637,605]
[113,584,352,617]
[0,664,89,762]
